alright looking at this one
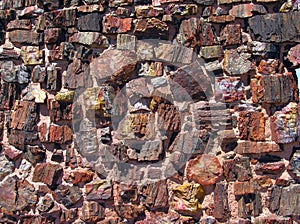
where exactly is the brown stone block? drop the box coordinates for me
[32,163,63,187]
[238,111,265,141]
[49,125,73,144]
[102,15,132,33]
[234,141,281,154]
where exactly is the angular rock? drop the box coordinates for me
[69,31,109,47]
[186,154,223,185]
[77,13,102,31]
[139,180,168,210]
[49,125,73,143]
[223,49,253,75]
[0,176,37,212]
[238,111,265,141]
[279,184,300,216]
[220,24,241,46]
[15,65,31,84]
[251,73,298,104]
[55,91,74,103]
[65,59,85,89]
[85,180,112,200]
[257,59,279,75]
[23,83,47,103]
[49,100,73,122]
[234,181,255,196]
[10,101,38,132]
[157,103,181,132]
[176,17,200,48]
[235,141,281,154]
[138,62,163,76]
[0,155,14,181]
[44,28,61,43]
[32,65,46,83]
[200,45,223,59]
[200,22,218,46]
[254,217,293,224]
[288,150,300,177]
[134,18,168,38]
[102,15,132,33]
[152,0,183,6]
[213,183,230,221]
[170,181,205,216]
[109,0,133,7]
[155,43,195,65]
[77,4,105,13]
[3,145,23,160]
[238,194,262,218]
[8,130,38,149]
[38,122,48,142]
[215,77,245,103]
[81,201,105,222]
[32,163,63,188]
[208,15,235,23]
[7,19,32,30]
[45,8,76,28]
[8,30,41,45]
[255,161,285,174]
[271,103,300,144]
[288,44,300,67]
[135,5,164,18]
[117,34,136,51]
[250,41,278,57]
[46,65,60,91]
[89,49,138,86]
[249,12,300,43]
[24,145,46,166]
[223,157,252,181]
[53,185,83,208]
[64,169,94,185]
[229,4,266,18]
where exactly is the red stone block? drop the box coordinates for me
[257,59,279,75]
[238,111,265,141]
[44,28,61,43]
[234,141,281,154]
[32,163,63,187]
[200,22,218,46]
[186,154,223,185]
[220,24,241,46]
[49,125,73,144]
[102,15,132,33]
[7,19,32,31]
[234,181,255,196]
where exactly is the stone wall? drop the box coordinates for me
[0,0,299,223]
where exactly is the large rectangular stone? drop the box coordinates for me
[249,12,300,43]
[235,141,281,154]
[250,73,298,104]
[77,13,102,31]
[8,30,41,45]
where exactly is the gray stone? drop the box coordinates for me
[249,12,300,43]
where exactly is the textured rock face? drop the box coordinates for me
[249,12,300,43]
[0,0,299,223]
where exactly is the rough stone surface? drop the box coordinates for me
[186,154,223,185]
[249,12,300,43]
[32,163,63,188]
[251,73,298,104]
[0,0,299,223]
